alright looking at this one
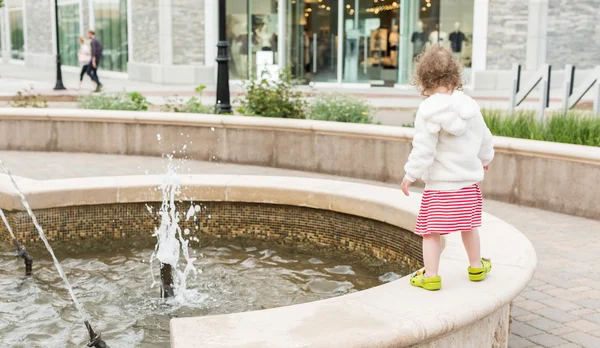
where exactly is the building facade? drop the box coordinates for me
[0,0,598,90]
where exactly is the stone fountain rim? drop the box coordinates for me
[0,174,536,347]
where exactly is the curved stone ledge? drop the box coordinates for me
[0,173,536,348]
[0,108,598,219]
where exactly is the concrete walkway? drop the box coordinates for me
[0,150,598,348]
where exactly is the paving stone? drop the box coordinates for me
[589,330,600,338]
[537,284,558,292]
[534,307,580,323]
[509,334,537,348]
[575,299,600,310]
[517,300,548,311]
[569,309,595,317]
[539,298,582,312]
[528,333,568,347]
[512,321,544,338]
[513,306,531,317]
[566,320,600,333]
[549,326,577,336]
[518,314,542,322]
[569,286,593,293]
[553,343,583,348]
[546,289,589,302]
[527,318,564,331]
[582,313,600,325]
[561,331,600,348]
[522,290,551,301]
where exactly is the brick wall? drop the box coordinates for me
[546,0,600,69]
[172,0,205,65]
[486,0,528,70]
[131,0,160,64]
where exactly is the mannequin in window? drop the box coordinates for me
[252,15,273,51]
[449,21,467,53]
[429,23,448,48]
[411,20,426,58]
[381,25,399,68]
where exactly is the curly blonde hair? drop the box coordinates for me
[414,44,463,95]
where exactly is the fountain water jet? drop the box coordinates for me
[0,160,110,348]
[0,208,33,277]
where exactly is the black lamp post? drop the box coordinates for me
[215,0,231,113]
[53,0,66,90]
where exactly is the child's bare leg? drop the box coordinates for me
[422,233,442,277]
[462,228,483,268]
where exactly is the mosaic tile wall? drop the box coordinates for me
[0,202,423,270]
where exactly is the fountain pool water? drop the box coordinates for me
[0,237,403,347]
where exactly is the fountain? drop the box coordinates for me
[0,208,33,277]
[0,160,110,348]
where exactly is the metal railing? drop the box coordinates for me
[508,63,552,121]
[563,65,600,118]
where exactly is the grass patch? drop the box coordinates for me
[78,92,150,111]
[483,109,600,147]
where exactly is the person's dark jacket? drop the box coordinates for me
[90,38,103,61]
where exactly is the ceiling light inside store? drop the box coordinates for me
[427,2,431,7]
[350,9,354,14]
[305,13,309,17]
[346,4,351,8]
[422,6,426,11]
[327,6,331,10]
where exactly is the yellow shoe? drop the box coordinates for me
[410,270,442,291]
[468,258,492,282]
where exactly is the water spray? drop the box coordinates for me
[0,208,33,277]
[0,160,110,347]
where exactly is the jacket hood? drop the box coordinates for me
[418,90,480,136]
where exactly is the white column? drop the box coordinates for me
[204,0,216,67]
[471,0,488,72]
[526,0,548,71]
[158,0,173,65]
[127,0,133,63]
[22,0,28,54]
[89,0,95,29]
[337,0,343,84]
[277,0,286,70]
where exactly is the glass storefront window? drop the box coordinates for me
[399,0,473,85]
[93,0,128,72]
[342,0,400,86]
[226,0,475,86]
[9,9,24,60]
[226,0,278,80]
[288,0,339,84]
[58,3,81,67]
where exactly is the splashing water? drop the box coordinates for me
[0,160,88,323]
[0,208,16,241]
[150,155,198,298]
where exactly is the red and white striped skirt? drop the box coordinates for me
[415,184,483,236]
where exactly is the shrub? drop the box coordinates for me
[483,109,600,147]
[238,69,306,119]
[310,94,374,124]
[10,87,48,108]
[162,85,218,114]
[78,92,150,111]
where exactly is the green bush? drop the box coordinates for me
[238,69,306,119]
[310,94,374,124]
[162,85,218,114]
[10,87,48,108]
[78,92,150,111]
[483,109,600,147]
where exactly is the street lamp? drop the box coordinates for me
[215,0,231,113]
[53,0,66,90]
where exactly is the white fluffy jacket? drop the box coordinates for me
[404,90,495,191]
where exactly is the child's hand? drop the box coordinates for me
[484,165,489,171]
[401,178,412,196]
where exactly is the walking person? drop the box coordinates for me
[76,37,91,90]
[401,45,495,291]
[87,30,103,92]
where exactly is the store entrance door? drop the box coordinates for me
[289,0,339,84]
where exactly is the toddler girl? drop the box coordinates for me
[401,45,494,291]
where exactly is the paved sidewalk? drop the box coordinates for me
[0,150,599,348]
[1,62,595,112]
